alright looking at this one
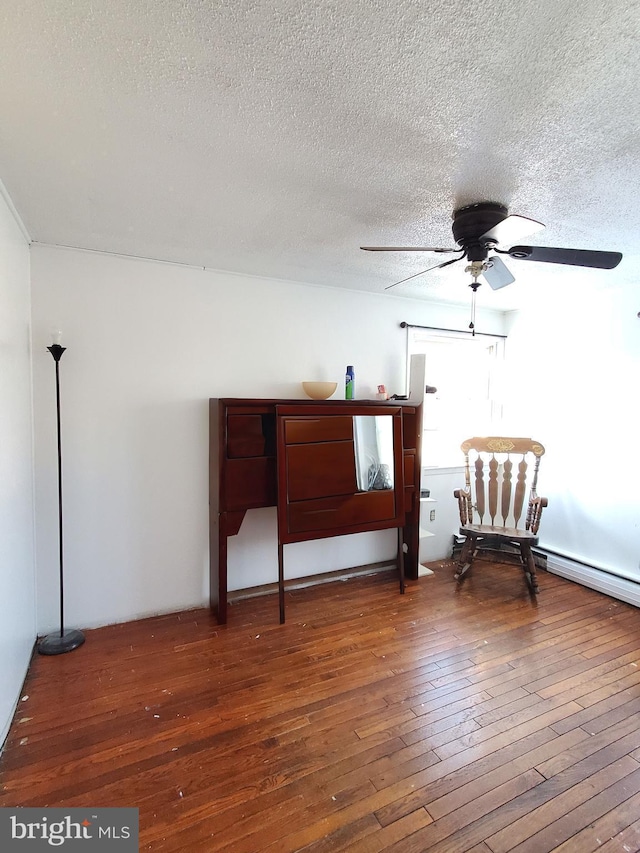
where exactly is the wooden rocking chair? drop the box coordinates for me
[453,437,548,593]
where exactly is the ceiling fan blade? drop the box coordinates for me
[506,245,623,269]
[361,246,458,253]
[481,214,545,245]
[482,255,516,290]
[385,254,464,290]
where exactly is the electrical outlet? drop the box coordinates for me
[430,509,436,522]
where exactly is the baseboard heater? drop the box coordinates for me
[542,550,640,609]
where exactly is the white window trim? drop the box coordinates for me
[407,327,506,468]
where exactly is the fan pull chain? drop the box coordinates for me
[469,288,477,336]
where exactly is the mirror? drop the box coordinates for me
[353,415,394,491]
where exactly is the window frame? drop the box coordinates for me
[407,327,506,468]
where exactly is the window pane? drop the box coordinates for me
[409,333,504,467]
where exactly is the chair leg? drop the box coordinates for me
[519,542,539,594]
[455,536,478,582]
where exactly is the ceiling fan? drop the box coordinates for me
[361,201,623,294]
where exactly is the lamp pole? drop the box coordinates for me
[38,335,85,655]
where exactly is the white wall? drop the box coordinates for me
[0,188,35,747]
[30,245,506,631]
[503,275,640,582]
[419,466,465,562]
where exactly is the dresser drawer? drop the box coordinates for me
[287,490,397,535]
[403,451,416,487]
[224,457,277,510]
[227,415,266,458]
[284,416,354,444]
[285,442,358,500]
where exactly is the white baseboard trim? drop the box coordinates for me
[546,554,640,609]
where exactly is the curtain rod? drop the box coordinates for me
[400,321,507,340]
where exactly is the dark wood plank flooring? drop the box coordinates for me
[2,560,640,852]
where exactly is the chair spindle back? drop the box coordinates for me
[461,437,545,531]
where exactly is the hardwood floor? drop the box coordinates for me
[2,560,640,852]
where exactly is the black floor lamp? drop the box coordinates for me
[38,332,85,656]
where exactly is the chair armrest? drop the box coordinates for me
[454,488,472,526]
[527,495,548,534]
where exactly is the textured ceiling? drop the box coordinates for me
[0,0,638,310]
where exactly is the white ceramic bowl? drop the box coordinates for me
[301,381,338,400]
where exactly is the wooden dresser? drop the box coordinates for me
[209,397,423,623]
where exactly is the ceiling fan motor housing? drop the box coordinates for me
[452,202,508,261]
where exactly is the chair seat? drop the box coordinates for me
[460,524,539,543]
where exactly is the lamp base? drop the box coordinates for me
[38,629,85,656]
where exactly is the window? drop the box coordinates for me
[408,328,505,467]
